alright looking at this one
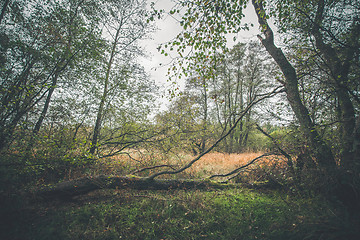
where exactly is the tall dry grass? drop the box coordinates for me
[193,152,264,173]
[185,152,286,179]
[81,151,286,181]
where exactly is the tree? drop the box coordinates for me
[183,75,211,154]
[270,0,360,168]
[154,91,208,155]
[210,42,275,153]
[160,0,359,173]
[252,0,337,170]
[0,0,103,152]
[89,0,154,155]
[0,0,10,24]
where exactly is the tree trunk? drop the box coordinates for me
[23,73,59,157]
[200,77,208,153]
[311,0,358,169]
[0,113,22,151]
[90,25,122,154]
[32,73,59,135]
[0,0,10,24]
[353,115,360,170]
[252,0,336,169]
[0,60,36,152]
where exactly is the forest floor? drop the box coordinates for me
[1,152,359,239]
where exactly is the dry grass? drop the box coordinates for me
[193,152,265,173]
[185,152,286,179]
[83,151,287,181]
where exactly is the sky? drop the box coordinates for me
[139,0,263,108]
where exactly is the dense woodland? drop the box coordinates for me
[1,0,360,239]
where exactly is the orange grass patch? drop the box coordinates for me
[91,151,287,179]
[185,152,286,178]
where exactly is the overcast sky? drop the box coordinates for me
[139,0,262,107]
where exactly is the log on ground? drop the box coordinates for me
[36,175,229,199]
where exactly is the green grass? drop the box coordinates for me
[1,188,359,240]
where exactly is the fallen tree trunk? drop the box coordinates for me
[36,152,280,200]
[33,89,283,200]
[36,175,229,199]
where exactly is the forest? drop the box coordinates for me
[0,0,359,239]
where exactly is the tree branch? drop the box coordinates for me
[255,124,292,161]
[256,124,295,175]
[145,87,283,180]
[209,152,276,180]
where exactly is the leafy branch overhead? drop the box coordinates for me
[155,0,252,81]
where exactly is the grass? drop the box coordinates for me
[2,187,358,240]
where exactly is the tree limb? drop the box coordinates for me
[256,124,295,175]
[208,152,277,180]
